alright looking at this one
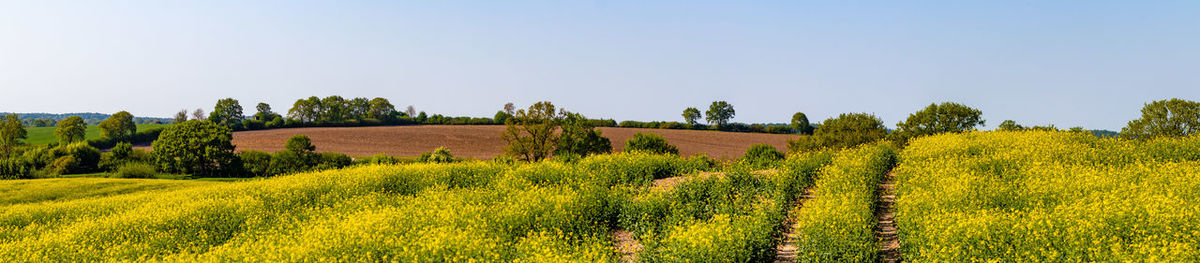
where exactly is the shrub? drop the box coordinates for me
[48,143,101,175]
[151,120,239,176]
[239,150,273,177]
[742,144,784,168]
[112,162,156,178]
[423,147,455,163]
[788,113,887,153]
[315,152,353,170]
[359,153,401,165]
[268,150,309,176]
[0,158,33,179]
[624,132,679,155]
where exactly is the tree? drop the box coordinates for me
[254,103,276,121]
[0,114,27,155]
[174,110,189,124]
[151,120,239,176]
[405,105,417,117]
[99,111,137,139]
[209,98,245,130]
[624,132,679,155]
[888,102,985,145]
[555,111,612,157]
[504,103,516,115]
[1120,98,1200,140]
[501,101,561,161]
[288,96,322,122]
[317,96,348,123]
[55,116,87,144]
[788,113,887,153]
[367,98,395,120]
[791,112,814,135]
[192,109,207,121]
[705,101,735,128]
[286,134,317,155]
[347,97,371,120]
[997,120,1025,131]
[682,107,702,126]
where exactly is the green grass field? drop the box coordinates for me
[22,124,171,145]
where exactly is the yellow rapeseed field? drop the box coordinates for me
[896,131,1200,262]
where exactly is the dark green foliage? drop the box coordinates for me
[286,135,316,155]
[889,102,985,145]
[704,101,736,128]
[683,107,702,126]
[494,111,512,124]
[112,163,156,178]
[110,142,133,159]
[556,112,613,157]
[359,153,402,165]
[151,120,239,176]
[315,152,353,170]
[268,151,310,176]
[791,112,814,135]
[788,113,887,153]
[209,98,245,130]
[55,116,87,144]
[624,132,679,155]
[419,147,455,163]
[0,114,27,157]
[997,120,1025,131]
[1121,98,1200,140]
[0,158,33,179]
[87,127,164,150]
[98,111,137,139]
[267,116,285,128]
[239,150,273,177]
[502,101,561,162]
[47,143,101,175]
[743,144,784,168]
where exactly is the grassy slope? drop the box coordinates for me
[22,124,171,145]
[0,178,216,206]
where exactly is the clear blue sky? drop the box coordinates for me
[2,1,1198,130]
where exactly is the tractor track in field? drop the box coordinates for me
[876,170,900,263]
[773,188,817,263]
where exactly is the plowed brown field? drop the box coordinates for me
[230,125,798,159]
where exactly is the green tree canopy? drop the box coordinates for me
[997,120,1025,131]
[286,134,317,155]
[99,111,137,139]
[682,107,702,126]
[791,112,814,135]
[705,101,736,128]
[888,102,985,145]
[0,114,27,155]
[209,98,245,130]
[151,120,239,176]
[555,111,612,157]
[1120,98,1200,140]
[55,116,87,144]
[367,98,396,120]
[788,113,887,153]
[624,132,679,155]
[501,101,562,162]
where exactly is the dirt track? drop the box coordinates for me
[230,125,797,159]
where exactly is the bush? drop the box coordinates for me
[239,150,273,177]
[742,144,784,168]
[112,162,156,178]
[788,113,887,153]
[359,153,401,165]
[315,152,353,170]
[420,147,455,163]
[48,143,101,175]
[624,132,679,155]
[0,158,33,179]
[151,120,239,176]
[268,150,310,176]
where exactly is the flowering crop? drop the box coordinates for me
[789,143,896,262]
[895,131,1200,262]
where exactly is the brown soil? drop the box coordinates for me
[876,171,900,263]
[612,229,643,263]
[774,188,816,263]
[229,125,797,159]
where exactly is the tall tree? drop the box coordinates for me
[287,97,321,122]
[347,97,371,120]
[0,114,27,155]
[504,102,516,115]
[791,112,814,135]
[319,96,347,122]
[405,105,417,117]
[555,111,612,157]
[174,109,189,124]
[1121,98,1200,140]
[705,101,736,128]
[152,120,238,176]
[254,103,275,121]
[367,98,395,120]
[501,101,561,161]
[55,116,87,144]
[99,111,137,139]
[888,102,985,145]
[682,107,702,126]
[192,109,206,121]
[209,98,245,129]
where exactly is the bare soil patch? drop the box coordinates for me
[230,125,797,159]
[876,171,900,263]
[774,188,816,263]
